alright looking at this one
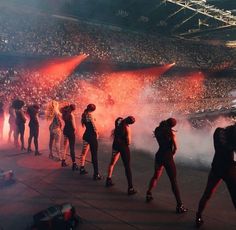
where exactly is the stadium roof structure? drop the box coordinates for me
[61,0,236,42]
[162,0,236,39]
[2,0,236,42]
[166,0,235,26]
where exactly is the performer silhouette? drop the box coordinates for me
[107,116,137,195]
[196,124,236,227]
[146,118,187,213]
[80,104,101,180]
[61,104,78,171]
[13,99,26,150]
[27,104,40,155]
[105,117,123,187]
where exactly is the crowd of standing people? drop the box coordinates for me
[0,68,236,121]
[0,7,235,70]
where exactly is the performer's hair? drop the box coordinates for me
[81,104,96,126]
[124,116,135,125]
[111,117,123,137]
[45,100,60,120]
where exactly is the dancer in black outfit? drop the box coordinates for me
[146,118,187,213]
[12,99,26,150]
[27,104,40,155]
[105,117,123,187]
[111,116,137,195]
[196,124,236,227]
[80,104,101,180]
[61,104,78,171]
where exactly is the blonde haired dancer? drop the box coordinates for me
[46,101,66,166]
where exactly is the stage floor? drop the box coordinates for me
[0,141,235,230]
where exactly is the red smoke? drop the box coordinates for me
[101,64,174,104]
[72,64,174,136]
[35,54,88,89]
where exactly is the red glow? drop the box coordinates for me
[71,65,174,136]
[126,64,175,77]
[73,64,173,110]
[33,54,88,89]
[101,64,174,104]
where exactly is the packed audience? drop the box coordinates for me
[0,67,235,118]
[0,8,235,70]
[0,7,235,121]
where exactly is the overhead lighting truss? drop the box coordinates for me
[164,0,236,26]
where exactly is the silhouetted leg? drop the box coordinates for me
[34,126,39,152]
[49,132,54,154]
[90,137,98,175]
[120,145,133,188]
[197,170,221,216]
[224,166,236,209]
[80,140,89,167]
[54,131,61,159]
[147,162,164,193]
[68,133,76,163]
[19,124,25,150]
[107,151,120,178]
[14,126,19,148]
[28,135,33,150]
[165,159,182,206]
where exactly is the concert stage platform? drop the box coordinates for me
[0,142,235,230]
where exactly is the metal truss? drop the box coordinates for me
[164,0,236,26]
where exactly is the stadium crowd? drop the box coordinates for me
[0,68,235,117]
[0,7,235,118]
[0,9,234,70]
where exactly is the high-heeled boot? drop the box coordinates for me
[176,204,188,214]
[61,160,67,167]
[195,212,204,227]
[72,162,79,171]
